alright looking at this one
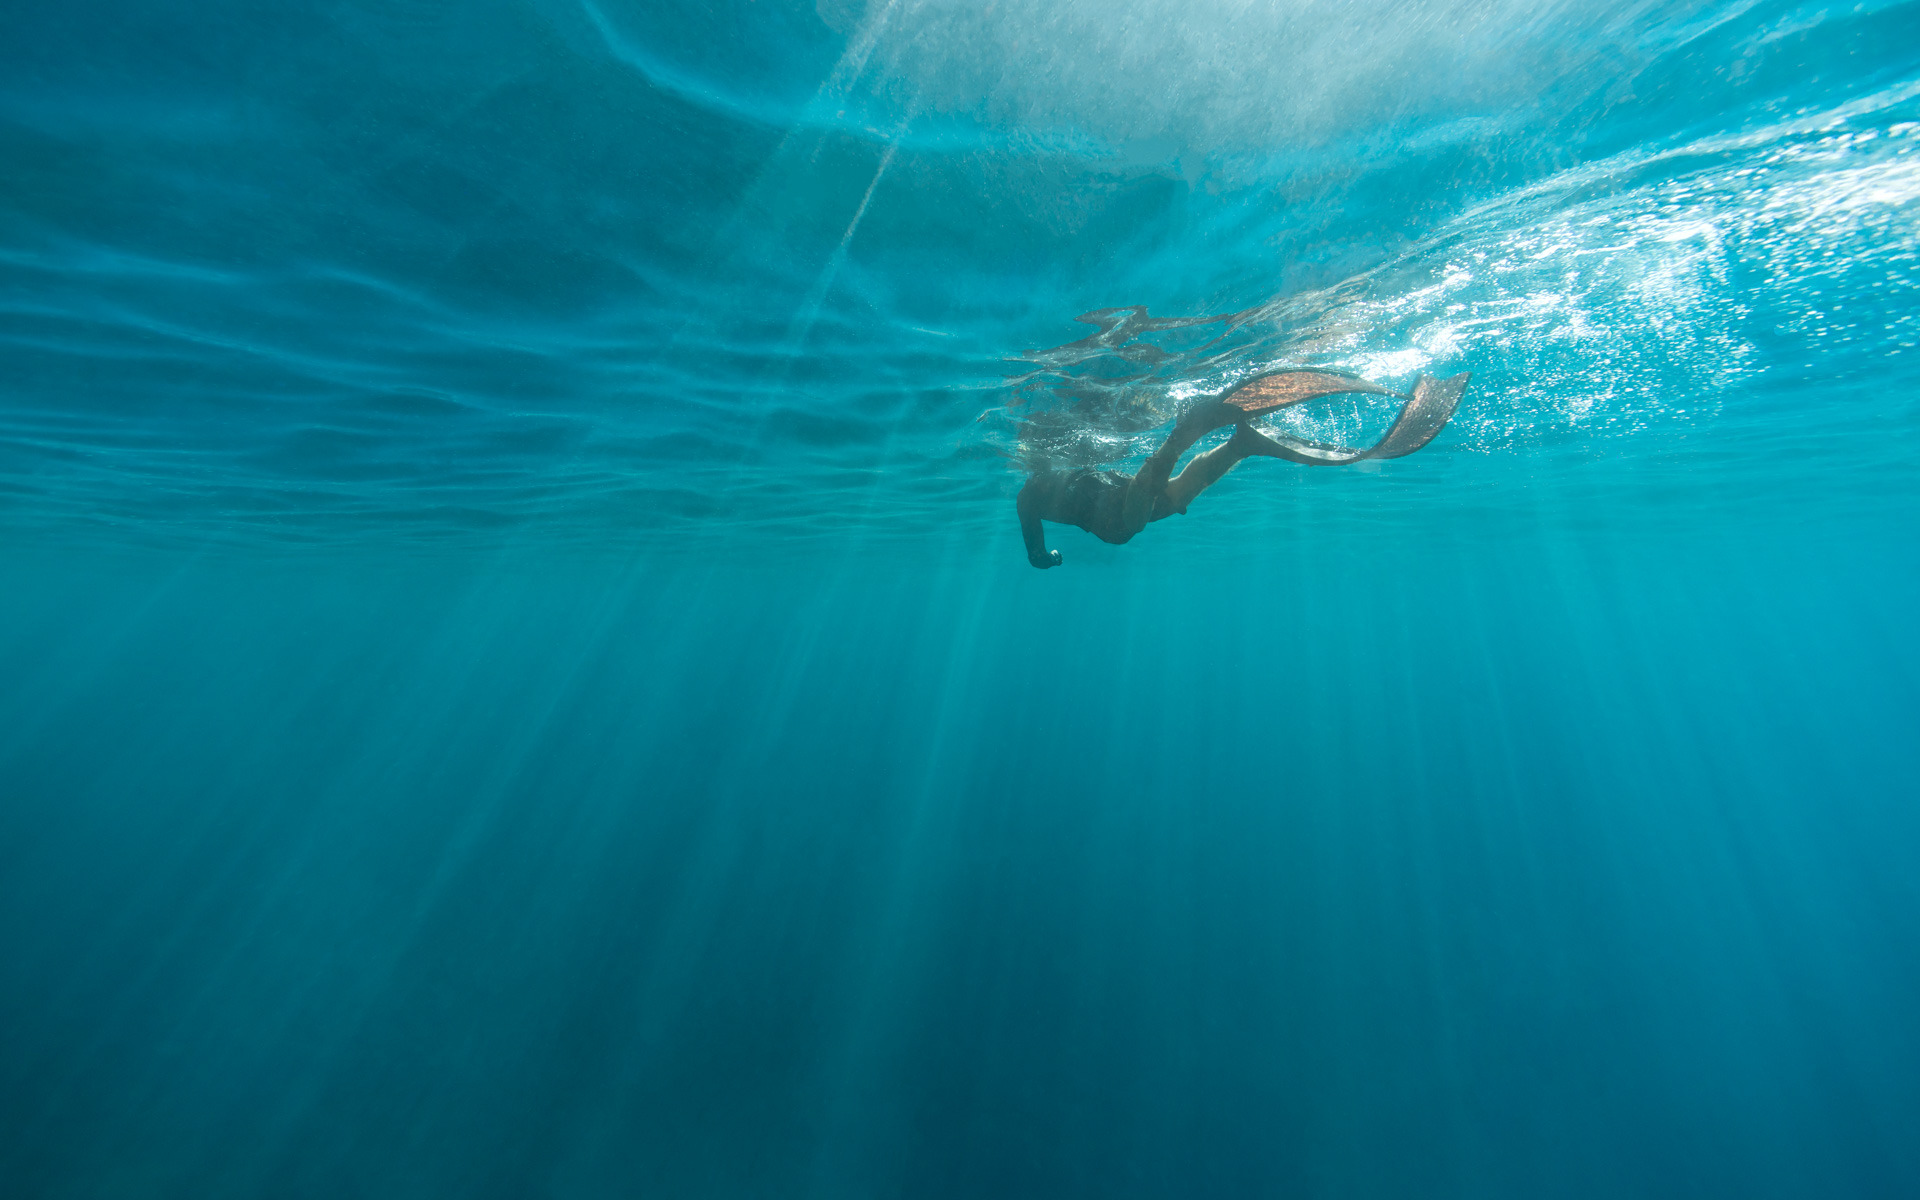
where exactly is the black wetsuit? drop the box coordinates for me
[1017,467,1161,568]
[1027,469,1135,543]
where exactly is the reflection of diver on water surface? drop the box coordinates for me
[1018,368,1471,569]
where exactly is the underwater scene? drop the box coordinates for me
[4,1,1919,1196]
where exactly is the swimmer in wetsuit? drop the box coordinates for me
[1018,368,1471,568]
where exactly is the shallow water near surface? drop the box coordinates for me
[4,2,1920,1197]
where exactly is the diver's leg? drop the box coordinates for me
[1160,425,1264,514]
[1120,400,1241,530]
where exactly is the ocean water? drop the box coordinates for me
[4,1,1919,1197]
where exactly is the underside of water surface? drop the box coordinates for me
[3,2,1919,1198]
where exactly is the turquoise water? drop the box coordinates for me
[4,2,1919,1196]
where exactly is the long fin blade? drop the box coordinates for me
[1362,371,1470,460]
[1240,428,1370,465]
[1223,369,1398,416]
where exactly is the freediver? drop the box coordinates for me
[1018,368,1472,568]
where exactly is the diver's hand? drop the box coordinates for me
[1029,549,1063,569]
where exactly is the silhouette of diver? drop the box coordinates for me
[1018,369,1471,568]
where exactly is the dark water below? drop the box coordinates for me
[4,2,1919,1197]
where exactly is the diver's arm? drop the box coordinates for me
[1017,478,1063,569]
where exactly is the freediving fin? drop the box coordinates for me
[1221,369,1398,416]
[1365,371,1470,460]
[1235,370,1471,465]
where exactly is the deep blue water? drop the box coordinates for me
[4,2,1920,1197]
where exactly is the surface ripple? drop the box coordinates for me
[2,0,1917,552]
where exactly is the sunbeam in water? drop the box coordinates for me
[3,3,1919,1199]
